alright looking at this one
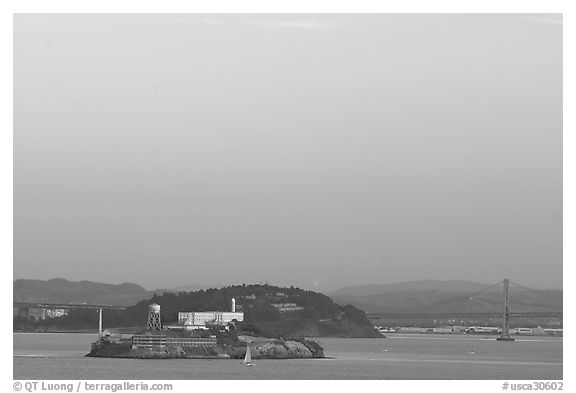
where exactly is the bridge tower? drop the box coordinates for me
[147,303,162,330]
[98,308,103,337]
[497,278,515,341]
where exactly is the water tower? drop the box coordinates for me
[231,298,236,312]
[147,303,162,330]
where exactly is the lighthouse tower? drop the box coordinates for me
[147,303,162,330]
[231,298,236,313]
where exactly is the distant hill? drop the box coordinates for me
[330,280,492,297]
[13,279,243,307]
[13,278,169,306]
[329,280,562,314]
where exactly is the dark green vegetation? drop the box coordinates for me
[15,284,382,338]
[127,284,380,338]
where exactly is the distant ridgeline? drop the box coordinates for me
[14,284,382,338]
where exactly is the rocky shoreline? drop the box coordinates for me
[227,336,324,359]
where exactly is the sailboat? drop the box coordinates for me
[242,344,255,366]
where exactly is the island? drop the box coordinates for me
[86,329,325,359]
[86,283,382,359]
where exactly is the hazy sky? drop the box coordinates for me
[14,14,562,291]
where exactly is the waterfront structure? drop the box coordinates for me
[131,333,217,349]
[100,330,132,344]
[510,327,563,336]
[399,327,434,333]
[44,309,67,318]
[544,328,563,336]
[147,303,162,330]
[514,327,536,335]
[165,324,209,331]
[465,326,501,334]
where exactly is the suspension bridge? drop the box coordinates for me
[365,279,562,341]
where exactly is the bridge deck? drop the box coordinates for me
[13,302,128,310]
[367,312,562,319]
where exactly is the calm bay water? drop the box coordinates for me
[13,333,562,380]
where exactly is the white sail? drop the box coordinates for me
[244,345,252,363]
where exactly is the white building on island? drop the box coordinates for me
[177,298,244,328]
[178,311,244,326]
